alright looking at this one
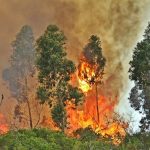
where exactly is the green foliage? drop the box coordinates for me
[36,24,83,105]
[64,85,84,105]
[74,127,99,141]
[1,129,150,150]
[36,25,74,103]
[129,23,150,88]
[129,22,150,131]
[51,104,66,130]
[36,25,84,130]
[37,87,49,104]
[0,129,75,150]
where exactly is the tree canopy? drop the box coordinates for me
[36,25,83,130]
[3,25,35,101]
[81,35,106,85]
[129,22,150,131]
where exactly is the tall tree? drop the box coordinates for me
[3,25,35,129]
[129,22,150,131]
[36,25,83,131]
[78,35,106,123]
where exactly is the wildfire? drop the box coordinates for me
[66,57,128,145]
[78,60,97,92]
[78,79,91,93]
[66,95,127,145]
[0,113,9,134]
[40,115,60,131]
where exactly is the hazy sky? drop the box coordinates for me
[0,0,76,97]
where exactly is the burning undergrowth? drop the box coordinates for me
[64,35,128,145]
[65,95,128,145]
[0,113,9,135]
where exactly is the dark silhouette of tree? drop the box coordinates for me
[78,35,106,123]
[129,22,150,132]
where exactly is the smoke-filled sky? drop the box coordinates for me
[0,0,150,130]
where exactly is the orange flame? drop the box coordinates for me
[66,59,128,145]
[78,59,97,92]
[65,96,127,145]
[0,113,9,134]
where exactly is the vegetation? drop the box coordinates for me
[0,128,150,150]
[36,25,83,131]
[129,22,150,131]
[1,22,150,149]
[79,35,106,122]
[2,25,36,129]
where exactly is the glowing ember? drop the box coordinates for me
[0,113,9,134]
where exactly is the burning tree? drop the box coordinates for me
[0,114,9,134]
[78,35,106,123]
[67,35,128,145]
[36,25,83,131]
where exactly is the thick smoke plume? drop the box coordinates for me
[62,0,149,96]
[0,0,150,124]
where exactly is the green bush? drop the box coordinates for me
[0,128,150,150]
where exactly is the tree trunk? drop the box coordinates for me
[95,83,99,123]
[26,99,33,129]
[59,98,65,132]
[25,77,33,129]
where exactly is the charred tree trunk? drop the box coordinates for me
[0,94,4,106]
[25,77,33,129]
[26,99,33,129]
[95,83,99,123]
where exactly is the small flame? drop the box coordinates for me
[0,113,9,134]
[78,59,97,92]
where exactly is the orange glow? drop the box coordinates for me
[66,57,128,145]
[78,79,91,93]
[0,113,9,134]
[78,59,97,92]
[65,96,128,145]
[40,115,60,131]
